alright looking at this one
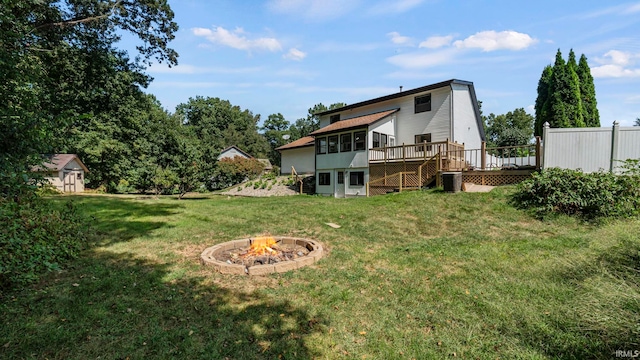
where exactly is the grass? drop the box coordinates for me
[1,188,639,359]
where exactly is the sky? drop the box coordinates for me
[136,0,640,127]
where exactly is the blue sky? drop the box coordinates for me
[140,0,640,127]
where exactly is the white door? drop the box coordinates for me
[335,170,345,198]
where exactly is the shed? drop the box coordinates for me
[217,145,253,161]
[37,154,89,193]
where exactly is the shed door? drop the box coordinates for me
[63,172,76,193]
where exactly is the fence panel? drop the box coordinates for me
[542,122,640,173]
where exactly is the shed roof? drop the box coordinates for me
[275,136,315,151]
[309,109,399,136]
[36,154,89,172]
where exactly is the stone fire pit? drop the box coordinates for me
[201,236,323,276]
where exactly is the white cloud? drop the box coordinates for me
[592,64,640,78]
[267,0,360,21]
[386,48,458,69]
[192,26,282,52]
[592,50,640,78]
[453,30,537,51]
[387,31,412,45]
[597,49,632,65]
[419,35,454,49]
[283,48,307,61]
[368,0,424,15]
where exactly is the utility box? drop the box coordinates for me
[442,172,462,193]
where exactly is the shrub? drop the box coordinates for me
[513,165,640,218]
[208,157,265,190]
[0,197,91,289]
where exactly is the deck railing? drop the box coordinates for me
[369,140,464,163]
[291,166,303,194]
[460,137,541,171]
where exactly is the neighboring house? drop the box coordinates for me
[309,79,485,197]
[276,136,315,175]
[36,154,89,193]
[217,145,253,161]
[218,145,272,173]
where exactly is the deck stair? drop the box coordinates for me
[366,153,441,197]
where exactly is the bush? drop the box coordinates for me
[513,166,640,218]
[208,157,265,190]
[0,197,91,289]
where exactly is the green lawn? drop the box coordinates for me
[1,189,638,359]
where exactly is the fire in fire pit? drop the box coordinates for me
[245,236,277,257]
[201,236,323,275]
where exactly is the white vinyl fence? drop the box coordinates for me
[542,122,640,173]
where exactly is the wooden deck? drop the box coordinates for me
[366,139,542,196]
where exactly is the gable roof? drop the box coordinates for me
[218,145,253,159]
[37,154,89,172]
[275,136,315,151]
[315,79,485,141]
[316,79,471,116]
[309,109,399,136]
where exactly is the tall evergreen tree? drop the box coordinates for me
[560,49,585,127]
[535,49,596,135]
[548,50,570,129]
[577,54,600,127]
[534,65,553,137]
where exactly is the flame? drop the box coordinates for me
[245,236,277,257]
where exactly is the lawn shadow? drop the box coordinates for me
[59,195,185,246]
[2,250,325,359]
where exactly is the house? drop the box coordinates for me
[217,145,253,161]
[36,154,89,193]
[218,145,272,174]
[276,136,315,175]
[308,79,485,197]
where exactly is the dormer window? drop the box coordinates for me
[329,114,340,124]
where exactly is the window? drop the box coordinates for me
[372,132,380,148]
[340,133,352,152]
[77,173,82,180]
[328,135,338,153]
[349,171,364,186]
[381,133,388,147]
[337,171,344,184]
[329,114,340,124]
[316,137,327,154]
[415,94,431,113]
[319,172,331,185]
[354,131,366,151]
[415,133,432,151]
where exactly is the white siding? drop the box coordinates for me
[280,146,315,174]
[396,87,451,144]
[369,115,396,146]
[451,83,482,150]
[217,148,250,160]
